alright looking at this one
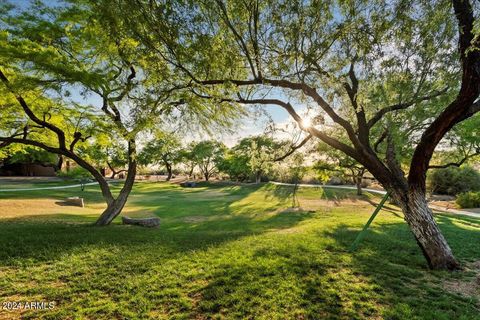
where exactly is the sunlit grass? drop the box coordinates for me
[0,181,479,319]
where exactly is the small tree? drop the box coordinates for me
[138,132,182,181]
[178,145,198,179]
[191,140,226,181]
[315,143,367,195]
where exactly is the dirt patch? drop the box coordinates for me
[430,200,458,210]
[183,216,210,223]
[278,207,315,214]
[300,198,372,210]
[443,261,480,300]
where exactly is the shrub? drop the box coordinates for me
[428,166,480,196]
[456,192,480,208]
[57,167,92,180]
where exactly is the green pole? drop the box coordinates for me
[349,192,390,252]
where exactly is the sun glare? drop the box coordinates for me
[301,118,312,129]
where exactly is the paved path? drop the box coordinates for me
[0,182,100,192]
[270,182,480,219]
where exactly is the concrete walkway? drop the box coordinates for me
[0,182,100,192]
[270,181,480,219]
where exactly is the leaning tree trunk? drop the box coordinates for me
[355,176,362,196]
[95,140,137,226]
[255,171,262,184]
[391,187,460,270]
[165,162,173,181]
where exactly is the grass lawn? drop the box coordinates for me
[0,182,479,319]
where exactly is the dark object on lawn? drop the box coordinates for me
[65,197,84,207]
[350,192,390,251]
[180,181,197,187]
[122,216,160,227]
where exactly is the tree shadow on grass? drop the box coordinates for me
[0,204,315,266]
[316,215,480,319]
[189,216,479,319]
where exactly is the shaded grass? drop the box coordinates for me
[0,182,479,319]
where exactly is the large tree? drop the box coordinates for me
[0,1,240,225]
[115,0,480,269]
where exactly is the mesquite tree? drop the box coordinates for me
[190,140,226,181]
[113,0,479,269]
[138,132,182,181]
[0,1,240,225]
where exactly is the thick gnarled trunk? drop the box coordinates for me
[390,187,460,270]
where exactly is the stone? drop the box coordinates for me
[122,216,160,228]
[180,181,197,188]
[65,197,84,207]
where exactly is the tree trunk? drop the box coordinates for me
[165,163,172,181]
[56,155,63,171]
[355,176,362,196]
[391,187,460,270]
[95,140,137,226]
[188,165,194,178]
[255,171,261,184]
[95,196,129,226]
[204,172,209,181]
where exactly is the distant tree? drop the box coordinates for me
[138,132,182,181]
[178,144,197,179]
[220,134,312,183]
[285,153,307,208]
[315,143,367,195]
[191,140,226,181]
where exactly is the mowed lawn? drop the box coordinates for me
[0,182,479,319]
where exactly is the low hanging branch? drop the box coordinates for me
[273,134,312,162]
[428,150,480,169]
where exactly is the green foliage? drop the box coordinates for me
[138,132,182,167]
[456,192,480,209]
[219,135,286,182]
[57,166,93,180]
[190,140,226,180]
[7,146,57,165]
[428,166,480,196]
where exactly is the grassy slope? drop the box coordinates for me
[0,182,479,319]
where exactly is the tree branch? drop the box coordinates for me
[367,87,449,128]
[0,69,67,149]
[428,151,480,169]
[408,0,480,191]
[273,134,312,161]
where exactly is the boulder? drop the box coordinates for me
[122,216,160,228]
[65,197,84,207]
[180,181,197,188]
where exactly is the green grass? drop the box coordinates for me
[0,182,479,319]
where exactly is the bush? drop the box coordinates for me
[456,192,480,208]
[428,166,480,196]
[57,167,92,180]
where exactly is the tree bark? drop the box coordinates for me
[356,176,362,196]
[255,170,261,184]
[165,161,172,181]
[95,140,137,226]
[390,187,460,270]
